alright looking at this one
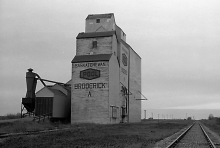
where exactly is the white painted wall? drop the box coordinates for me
[71,61,109,124]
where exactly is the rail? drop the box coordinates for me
[166,122,195,148]
[166,122,216,148]
[199,123,216,148]
[0,127,70,139]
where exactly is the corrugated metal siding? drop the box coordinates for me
[35,97,53,116]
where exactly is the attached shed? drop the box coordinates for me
[35,86,70,119]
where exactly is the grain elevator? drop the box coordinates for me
[71,13,141,124]
[21,13,142,124]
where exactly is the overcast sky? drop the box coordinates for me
[1,0,220,118]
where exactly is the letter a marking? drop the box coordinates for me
[88,91,91,97]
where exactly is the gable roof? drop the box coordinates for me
[52,84,71,92]
[36,87,67,97]
[71,54,112,63]
[48,88,66,96]
[86,13,114,20]
[76,31,115,39]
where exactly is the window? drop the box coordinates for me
[110,106,118,119]
[112,107,117,118]
[92,41,97,48]
[96,19,100,23]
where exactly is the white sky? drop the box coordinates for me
[1,0,220,118]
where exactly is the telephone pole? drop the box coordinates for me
[144,110,146,119]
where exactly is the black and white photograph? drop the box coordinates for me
[1,0,220,147]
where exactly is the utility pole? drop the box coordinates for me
[144,110,146,119]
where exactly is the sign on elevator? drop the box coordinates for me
[80,68,100,80]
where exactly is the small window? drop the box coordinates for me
[112,107,117,118]
[96,19,100,23]
[92,41,97,48]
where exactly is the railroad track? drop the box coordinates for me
[0,127,70,139]
[166,122,216,148]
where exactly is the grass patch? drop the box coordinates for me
[201,119,220,135]
[0,119,56,133]
[0,120,193,148]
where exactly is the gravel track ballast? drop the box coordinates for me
[175,123,211,148]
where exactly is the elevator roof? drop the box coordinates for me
[86,13,114,20]
[71,54,112,63]
[76,31,115,39]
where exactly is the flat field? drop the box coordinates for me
[0,119,193,148]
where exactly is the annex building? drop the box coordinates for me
[71,13,141,124]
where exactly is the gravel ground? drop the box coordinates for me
[154,122,218,148]
[175,123,209,148]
